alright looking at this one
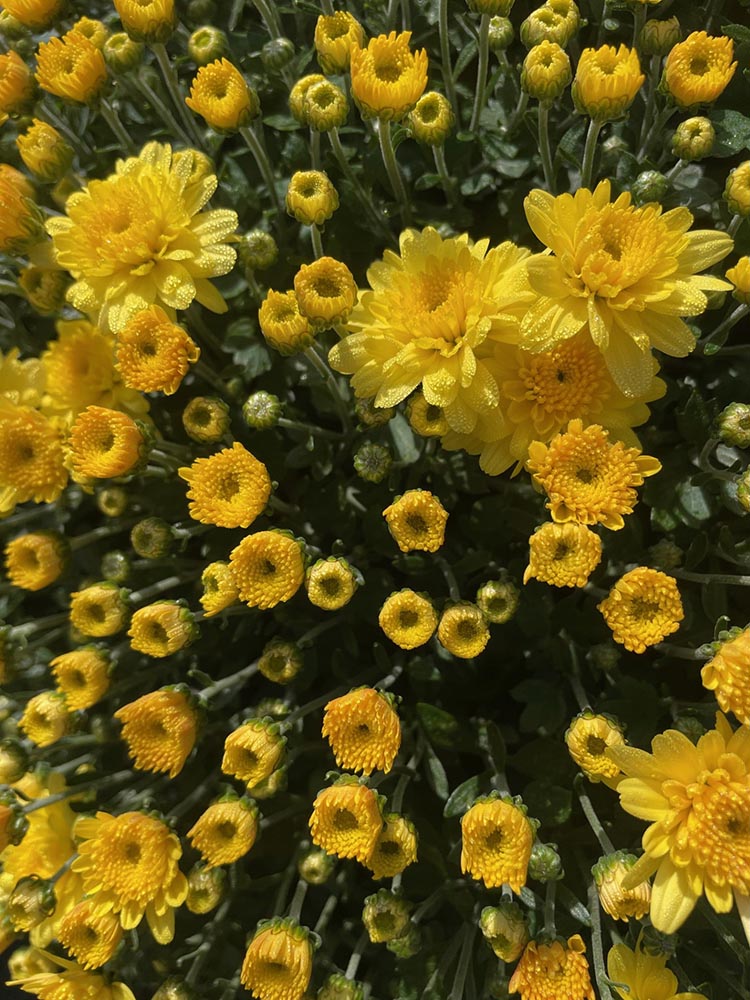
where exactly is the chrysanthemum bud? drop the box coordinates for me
[438,602,490,658]
[258,638,304,685]
[72,17,108,48]
[521,41,571,103]
[663,31,736,109]
[259,290,315,356]
[188,26,227,65]
[0,165,42,253]
[673,713,706,742]
[17,266,67,315]
[408,91,454,145]
[353,398,393,428]
[528,841,563,881]
[592,851,651,921]
[249,766,288,799]
[354,442,392,483]
[0,12,27,39]
[304,79,349,132]
[130,517,173,559]
[289,74,326,124]
[318,973,364,1000]
[488,16,514,51]
[186,59,260,131]
[725,161,750,217]
[298,846,336,885]
[99,543,129,582]
[475,579,519,623]
[521,1,580,49]
[362,890,412,943]
[114,0,176,44]
[103,32,144,73]
[573,44,644,122]
[647,538,683,571]
[639,16,680,57]
[726,258,750,305]
[631,169,668,205]
[737,470,750,513]
[386,924,421,958]
[5,531,68,591]
[96,486,128,518]
[261,36,295,71]
[718,403,750,449]
[0,791,27,851]
[480,902,529,962]
[243,391,282,429]
[16,119,72,183]
[240,229,279,272]
[186,863,226,914]
[286,170,339,227]
[182,396,230,443]
[468,0,513,13]
[0,739,28,783]
[306,557,359,611]
[128,603,198,659]
[8,876,56,932]
[406,393,449,437]
[240,919,313,999]
[565,711,625,786]
[671,116,715,161]
[295,257,357,329]
[151,979,198,1000]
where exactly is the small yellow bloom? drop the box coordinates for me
[199,561,239,617]
[18,266,68,316]
[702,627,750,724]
[4,532,67,591]
[304,79,349,132]
[58,899,123,969]
[408,91,454,144]
[258,289,315,355]
[323,688,401,775]
[524,521,602,588]
[0,400,66,515]
[115,306,200,395]
[309,779,383,862]
[240,919,313,1000]
[592,852,651,922]
[68,406,144,480]
[572,44,644,122]
[0,164,41,254]
[179,442,271,530]
[187,797,259,869]
[725,161,750,218]
[128,602,198,658]
[461,795,534,891]
[19,691,69,747]
[437,603,490,659]
[0,50,36,116]
[72,17,109,48]
[305,556,358,610]
[286,170,339,228]
[476,579,520,623]
[73,810,188,943]
[258,639,303,684]
[565,711,625,786]
[294,257,357,329]
[222,719,286,789]
[115,688,197,777]
[289,73,326,124]
[114,0,175,43]
[480,902,529,962]
[520,1,579,47]
[509,935,595,1000]
[378,589,438,649]
[229,530,305,610]
[362,889,411,942]
[69,582,130,637]
[102,31,144,73]
[607,942,707,1000]
[672,116,715,161]
[8,960,136,1000]
[182,395,230,443]
[17,119,73,183]
[726,257,750,304]
[315,11,364,74]
[35,31,107,104]
[51,647,111,711]
[350,31,428,121]
[664,31,736,109]
[406,392,449,437]
[521,41,572,103]
[383,489,448,552]
[366,813,418,880]
[185,863,225,913]
[598,567,683,653]
[0,0,64,30]
[186,58,259,131]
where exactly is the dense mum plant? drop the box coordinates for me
[0,0,750,998]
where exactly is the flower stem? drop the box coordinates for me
[575,775,615,854]
[253,0,283,35]
[129,573,194,604]
[377,119,412,226]
[277,417,343,440]
[469,15,491,133]
[503,90,529,134]
[538,102,556,192]
[543,881,557,937]
[669,568,750,587]
[638,54,661,150]
[438,0,458,114]
[587,878,616,1000]
[152,43,205,148]
[201,662,259,701]
[310,127,321,170]
[433,144,457,205]
[99,99,136,153]
[126,73,191,146]
[304,344,352,433]
[449,924,476,1000]
[346,929,369,980]
[436,555,460,602]
[287,879,308,922]
[239,124,283,227]
[728,214,744,238]
[311,224,324,259]
[631,3,646,49]
[328,128,394,244]
[699,303,750,354]
[70,521,136,550]
[638,105,675,160]
[581,119,603,189]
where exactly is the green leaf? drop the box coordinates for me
[709,109,750,157]
[453,41,478,81]
[510,680,566,734]
[721,23,750,46]
[263,114,302,131]
[389,414,420,465]
[423,745,449,800]
[443,773,487,818]
[233,342,272,379]
[475,719,506,774]
[414,173,444,192]
[522,780,572,826]
[417,703,461,747]
[676,481,713,524]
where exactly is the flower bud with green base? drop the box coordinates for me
[355,398,394,428]
[639,17,680,57]
[96,486,128,518]
[240,230,279,272]
[592,851,651,921]
[528,841,563,882]
[521,41,571,103]
[479,902,529,962]
[183,396,230,444]
[298,846,336,885]
[0,739,28,783]
[488,16,514,52]
[8,876,56,932]
[354,442,392,484]
[103,32,144,73]
[261,37,295,72]
[588,642,620,673]
[408,92,454,145]
[0,792,28,851]
[249,765,287,799]
[189,26,227,65]
[671,117,714,161]
[362,889,412,943]
[243,391,282,430]
[647,538,683,571]
[101,550,131,584]
[186,863,225,914]
[258,639,303,685]
[0,12,27,39]
[725,162,750,218]
[130,517,173,560]
[718,403,750,449]
[736,469,750,513]
[631,170,668,206]
[305,79,349,132]
[18,267,67,315]
[386,923,421,958]
[317,973,365,1000]
[476,579,519,624]
[152,979,199,1000]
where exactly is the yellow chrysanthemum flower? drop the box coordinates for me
[46,142,238,334]
[0,347,44,408]
[128,602,198,658]
[222,719,286,789]
[598,567,683,653]
[258,289,316,355]
[378,589,438,649]
[608,714,750,933]
[8,958,136,1000]
[58,900,123,970]
[114,688,197,778]
[5,532,67,591]
[521,41,572,104]
[229,531,305,610]
[187,798,259,869]
[524,521,602,587]
[725,161,750,218]
[240,919,313,1000]
[315,11,364,74]
[572,44,644,122]
[69,582,129,638]
[19,692,69,748]
[565,711,625,786]
[68,406,144,480]
[16,119,73,184]
[199,561,239,617]
[305,557,358,610]
[35,31,107,104]
[726,257,750,304]
[607,942,707,1000]
[350,31,428,121]
[285,170,339,228]
[408,90,455,145]
[437,603,490,659]
[702,628,750,724]
[323,688,401,775]
[179,442,271,529]
[509,935,595,1000]
[72,16,108,48]
[113,0,175,43]
[73,810,188,943]
[182,395,230,442]
[115,306,200,395]
[309,779,383,862]
[0,402,66,516]
[18,266,68,317]
[289,73,326,123]
[303,78,349,132]
[480,902,529,963]
[186,58,259,131]
[460,796,534,891]
[1,0,63,30]
[592,852,651,922]
[664,31,736,109]
[50,648,111,711]
[406,392,449,437]
[0,50,35,117]
[0,165,40,254]
[366,814,418,880]
[294,257,357,330]
[330,228,534,432]
[526,420,660,530]
[521,180,733,396]
[383,489,448,552]
[258,640,303,685]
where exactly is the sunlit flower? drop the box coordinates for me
[240,919,313,1000]
[608,714,750,933]
[72,16,108,48]
[294,257,357,329]
[46,142,238,334]
[186,58,259,130]
[378,589,438,649]
[592,852,651,922]
[259,289,316,355]
[566,711,625,786]
[286,170,339,228]
[73,810,188,943]
[0,347,44,408]
[315,11,364,74]
[305,557,358,610]
[68,406,144,480]
[323,688,401,775]
[437,602,490,659]
[5,532,67,591]
[702,628,750,724]
[199,561,239,617]
[19,692,69,748]
[114,0,175,43]
[69,582,129,638]
[383,489,448,552]
[598,567,683,653]
[0,164,41,254]
[58,899,123,969]
[230,531,305,610]
[524,521,602,587]
[0,402,67,516]
[128,602,198,658]
[50,647,110,711]
[0,50,35,117]
[350,31,428,121]
[461,795,534,891]
[17,119,73,184]
[607,941,707,1000]
[1,0,64,30]
[187,797,259,869]
[309,779,383,862]
[408,90,455,144]
[222,719,286,789]
[179,442,271,529]
[115,306,200,395]
[35,31,107,104]
[366,814,418,880]
[572,44,643,122]
[521,180,733,397]
[664,31,736,109]
[115,688,197,777]
[8,957,136,1000]
[509,935,595,1000]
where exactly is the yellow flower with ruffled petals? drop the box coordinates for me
[0,347,44,408]
[35,31,107,104]
[179,442,271,529]
[1,0,64,30]
[114,0,175,43]
[572,44,644,122]
[350,31,428,121]
[114,688,197,778]
[186,58,259,131]
[315,11,364,74]
[68,406,144,480]
[51,648,110,711]
[565,711,625,786]
[509,935,595,1000]
[199,561,239,617]
[240,919,313,1000]
[323,688,401,775]
[0,401,66,517]
[461,795,534,891]
[0,164,41,254]
[598,567,683,652]
[607,941,707,1000]
[664,31,736,109]
[0,50,36,116]
[383,489,448,552]
[8,956,136,1000]
[128,602,197,658]
[309,779,383,862]
[229,530,305,610]
[366,814,418,880]
[702,628,750,724]
[187,798,259,869]
[58,900,123,970]
[524,521,602,587]
[378,589,437,649]
[5,532,67,591]
[115,306,199,395]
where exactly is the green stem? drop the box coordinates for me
[433,144,457,205]
[152,43,205,148]
[654,643,707,661]
[127,74,191,145]
[449,924,476,1000]
[310,128,321,170]
[669,568,750,586]
[436,555,460,602]
[438,0,458,113]
[311,224,324,259]
[24,770,133,813]
[239,125,283,226]
[99,99,136,153]
[587,878,615,1000]
[637,54,660,150]
[543,881,557,937]
[70,521,135,550]
[377,119,412,225]
[129,573,194,604]
[314,892,338,934]
[305,344,351,433]
[253,0,283,36]
[328,128,394,245]
[277,417,343,440]
[631,3,646,49]
[345,929,368,980]
[638,105,675,160]
[728,214,744,238]
[503,91,528,134]
[538,102,555,192]
[700,303,750,354]
[287,879,308,922]
[575,775,615,854]
[581,119,603,189]
[193,359,228,396]
[469,15,491,133]
[201,662,259,701]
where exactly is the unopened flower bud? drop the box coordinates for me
[182,396,230,443]
[289,74,326,124]
[286,170,339,227]
[96,487,128,518]
[386,923,421,958]
[17,266,67,315]
[592,851,651,921]
[261,36,295,72]
[362,889,412,943]
[725,162,750,218]
[488,16,514,51]
[100,550,131,584]
[17,119,73,183]
[718,403,750,449]
[0,739,28,783]
[298,846,336,885]
[243,391,282,429]
[0,12,27,39]
[726,257,750,305]
[241,229,279,272]
[671,116,714,161]
[588,642,620,673]
[639,16,680,57]
[258,638,303,685]
[317,973,364,1000]
[480,902,529,962]
[130,517,173,559]
[353,442,392,483]
[735,469,750,512]
[0,792,27,850]
[648,538,683,571]
[528,841,564,882]
[103,32,144,73]
[631,169,669,205]
[521,1,580,49]
[408,91,454,145]
[304,79,349,132]
[355,398,394,427]
[8,876,56,931]
[521,41,572,103]
[249,765,288,799]
[152,979,198,1000]
[189,26,227,65]
[186,863,226,914]
[476,579,519,624]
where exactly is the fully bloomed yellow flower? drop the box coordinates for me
[598,567,683,652]
[566,711,625,786]
[72,810,188,943]
[0,401,67,516]
[230,531,305,609]
[114,0,175,43]
[509,935,595,1000]
[179,442,271,529]
[1,0,64,30]
[46,142,238,334]
[607,942,707,1000]
[323,688,401,775]
[664,32,736,109]
[187,797,259,869]
[608,714,750,934]
[383,489,448,552]
[240,919,313,1000]
[114,688,197,777]
[58,900,123,970]
[524,521,602,587]
[461,796,534,891]
[702,628,750,724]
[4,532,67,591]
[350,31,428,121]
[35,31,107,104]
[521,180,733,397]
[115,306,199,395]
